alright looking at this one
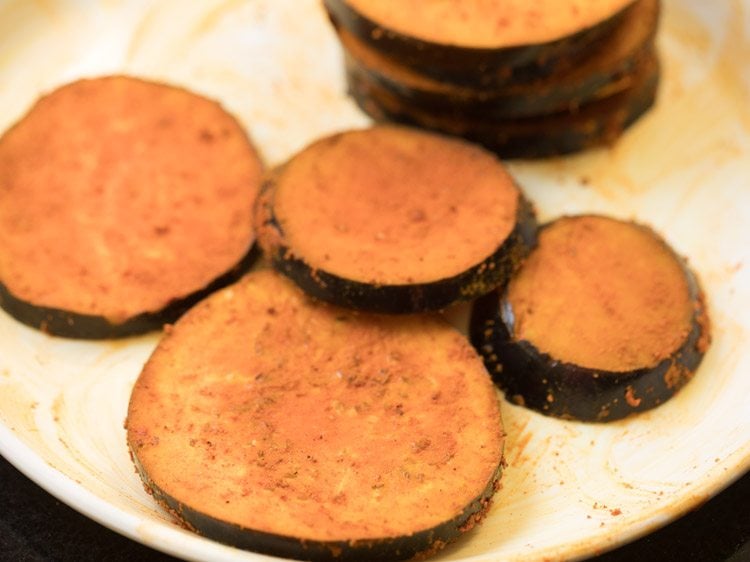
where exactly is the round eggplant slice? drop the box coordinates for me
[254,125,537,313]
[0,76,263,338]
[127,269,505,561]
[469,215,712,422]
[335,0,659,119]
[324,0,636,87]
[346,51,660,159]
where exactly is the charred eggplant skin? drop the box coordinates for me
[129,452,502,562]
[323,0,631,88]
[0,245,259,339]
[255,179,537,314]
[469,264,710,422]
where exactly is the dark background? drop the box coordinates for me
[1,455,748,562]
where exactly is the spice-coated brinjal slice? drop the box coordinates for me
[254,125,537,313]
[469,215,711,422]
[0,75,263,338]
[127,269,505,560]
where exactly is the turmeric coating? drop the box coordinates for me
[264,125,520,285]
[127,270,504,548]
[0,76,262,324]
[344,0,635,48]
[507,215,694,372]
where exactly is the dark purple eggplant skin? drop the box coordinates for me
[468,256,710,422]
[345,52,660,160]
[128,451,502,562]
[323,0,632,88]
[255,176,537,315]
[0,245,259,339]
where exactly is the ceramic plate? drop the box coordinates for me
[1,1,749,560]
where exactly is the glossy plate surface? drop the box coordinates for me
[1,1,749,560]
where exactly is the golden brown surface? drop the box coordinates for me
[266,125,520,285]
[127,269,504,542]
[345,0,635,48]
[0,75,262,322]
[507,215,693,372]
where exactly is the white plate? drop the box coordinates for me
[1,1,749,561]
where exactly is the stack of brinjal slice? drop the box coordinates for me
[324,0,660,158]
